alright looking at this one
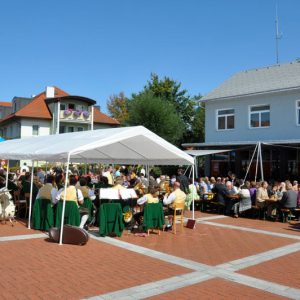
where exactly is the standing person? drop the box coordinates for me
[212,177,227,206]
[103,165,114,185]
[37,168,45,184]
[256,181,269,208]
[21,162,29,173]
[176,168,189,194]
[185,178,199,210]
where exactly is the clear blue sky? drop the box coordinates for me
[0,0,299,113]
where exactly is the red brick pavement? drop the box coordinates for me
[210,216,300,237]
[120,223,294,265]
[0,219,39,237]
[147,278,287,300]
[0,238,191,300]
[239,250,300,289]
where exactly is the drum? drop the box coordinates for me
[0,188,15,221]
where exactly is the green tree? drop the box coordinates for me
[127,91,185,144]
[106,92,129,125]
[191,102,205,143]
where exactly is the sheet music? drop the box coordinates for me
[119,189,138,199]
[99,188,120,199]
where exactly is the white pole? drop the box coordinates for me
[259,142,264,181]
[192,164,195,220]
[243,143,258,183]
[56,101,61,134]
[5,160,9,188]
[28,160,35,229]
[255,142,260,182]
[59,153,71,245]
[91,106,94,131]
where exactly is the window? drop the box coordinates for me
[77,127,83,132]
[59,126,66,134]
[249,105,270,128]
[68,126,74,133]
[68,103,75,110]
[32,125,39,136]
[217,109,235,130]
[297,100,300,125]
[60,103,66,110]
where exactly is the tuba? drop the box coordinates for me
[123,210,133,223]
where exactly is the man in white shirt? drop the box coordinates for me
[163,181,186,207]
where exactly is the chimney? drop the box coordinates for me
[45,86,55,98]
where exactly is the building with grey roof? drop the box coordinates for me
[183,60,300,180]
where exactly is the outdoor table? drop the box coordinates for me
[99,203,124,237]
[56,200,80,227]
[143,202,165,231]
[32,198,54,231]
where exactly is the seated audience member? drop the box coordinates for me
[212,177,227,206]
[279,183,297,209]
[56,176,88,229]
[36,175,58,204]
[224,181,239,215]
[232,184,251,218]
[292,180,298,192]
[256,181,269,208]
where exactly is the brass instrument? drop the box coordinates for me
[123,210,133,223]
[134,182,145,196]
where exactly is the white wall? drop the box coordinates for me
[20,119,51,138]
[205,89,300,143]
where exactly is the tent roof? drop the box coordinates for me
[0,126,194,165]
[185,149,231,156]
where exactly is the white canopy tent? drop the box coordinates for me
[0,126,194,244]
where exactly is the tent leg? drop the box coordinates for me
[255,142,260,182]
[59,154,71,245]
[5,160,9,188]
[259,142,264,181]
[243,143,258,184]
[192,164,195,220]
[28,160,35,229]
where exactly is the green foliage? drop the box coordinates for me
[107,92,129,125]
[127,91,185,144]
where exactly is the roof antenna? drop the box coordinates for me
[275,4,283,64]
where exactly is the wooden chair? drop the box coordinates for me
[172,202,185,234]
[280,208,292,223]
[14,190,28,217]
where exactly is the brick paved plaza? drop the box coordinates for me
[1,212,300,299]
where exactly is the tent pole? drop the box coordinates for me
[5,160,9,188]
[195,157,198,179]
[59,153,71,245]
[192,164,195,220]
[28,160,35,229]
[243,143,258,184]
[255,142,260,182]
[259,142,264,181]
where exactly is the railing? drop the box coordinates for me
[59,110,91,122]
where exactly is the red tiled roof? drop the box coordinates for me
[0,87,120,126]
[0,102,12,107]
[93,108,120,125]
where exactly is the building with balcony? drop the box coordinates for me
[0,86,120,140]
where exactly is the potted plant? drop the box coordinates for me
[73,110,82,117]
[64,109,72,116]
[82,110,90,118]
